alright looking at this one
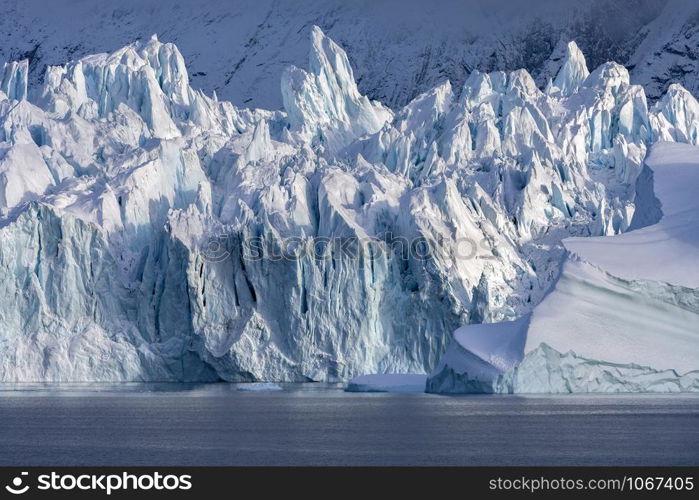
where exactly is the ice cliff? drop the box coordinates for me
[0,26,697,385]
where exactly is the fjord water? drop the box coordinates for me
[0,385,697,466]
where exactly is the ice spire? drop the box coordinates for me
[243,120,273,163]
[281,26,392,151]
[551,41,589,97]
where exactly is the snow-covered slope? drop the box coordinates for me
[1,22,698,383]
[628,0,699,101]
[428,142,699,393]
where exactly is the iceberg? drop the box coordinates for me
[504,344,699,393]
[346,374,427,393]
[237,383,283,392]
[426,317,529,393]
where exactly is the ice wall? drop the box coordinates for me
[0,27,698,383]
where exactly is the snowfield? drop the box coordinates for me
[0,21,698,389]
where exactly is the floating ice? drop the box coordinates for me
[237,383,283,392]
[346,374,427,393]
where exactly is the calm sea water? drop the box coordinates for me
[0,384,697,466]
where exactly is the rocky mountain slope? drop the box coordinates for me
[1,0,688,111]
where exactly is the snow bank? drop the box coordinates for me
[564,142,699,288]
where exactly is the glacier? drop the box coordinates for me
[0,24,697,387]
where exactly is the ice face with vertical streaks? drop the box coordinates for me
[1,59,28,101]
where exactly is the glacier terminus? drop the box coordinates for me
[0,24,698,392]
